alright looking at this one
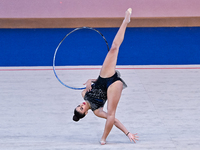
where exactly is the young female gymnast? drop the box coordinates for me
[73,8,139,145]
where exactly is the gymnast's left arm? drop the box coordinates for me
[83,79,97,92]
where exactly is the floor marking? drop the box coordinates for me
[0,67,200,71]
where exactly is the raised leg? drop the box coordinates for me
[100,8,132,78]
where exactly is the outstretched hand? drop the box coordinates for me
[127,133,139,143]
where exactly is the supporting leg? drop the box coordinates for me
[100,81,123,145]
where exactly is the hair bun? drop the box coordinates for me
[73,115,79,122]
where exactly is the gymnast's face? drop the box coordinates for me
[76,102,88,115]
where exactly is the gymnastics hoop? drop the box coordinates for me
[53,27,110,90]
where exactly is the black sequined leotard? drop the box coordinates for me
[84,71,127,111]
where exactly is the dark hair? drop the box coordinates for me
[73,109,86,122]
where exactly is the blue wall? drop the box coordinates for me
[0,27,200,66]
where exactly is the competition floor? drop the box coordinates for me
[0,65,200,150]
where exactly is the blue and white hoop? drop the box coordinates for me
[53,27,109,90]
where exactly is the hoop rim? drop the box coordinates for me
[53,27,109,90]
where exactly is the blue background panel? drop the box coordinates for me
[0,27,199,66]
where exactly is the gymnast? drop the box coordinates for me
[73,8,139,145]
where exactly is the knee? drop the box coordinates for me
[107,114,115,124]
[107,112,116,124]
[107,111,116,118]
[110,43,119,53]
